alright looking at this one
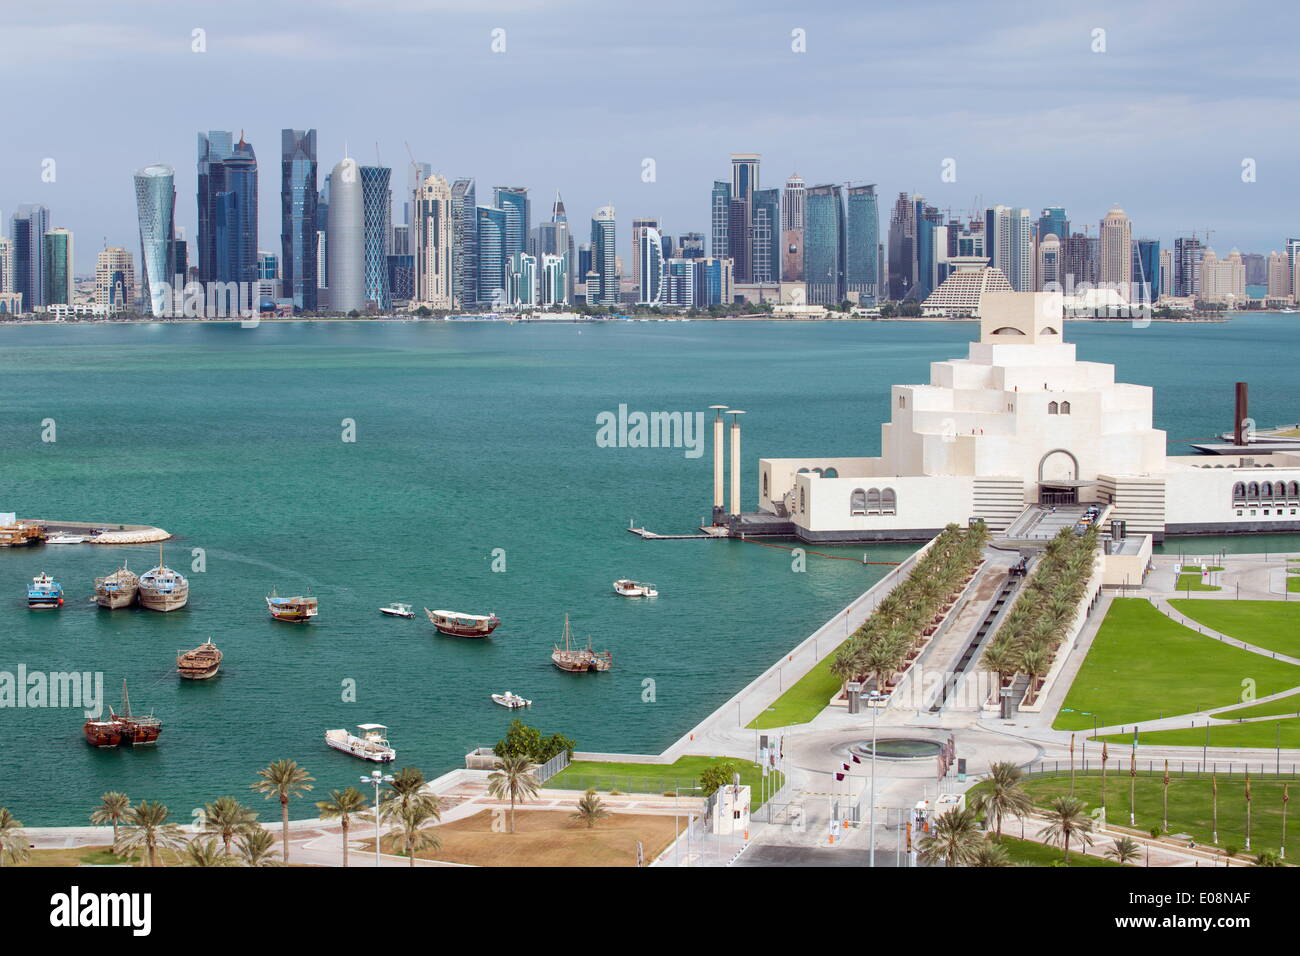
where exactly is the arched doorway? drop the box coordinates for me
[1038,449,1080,505]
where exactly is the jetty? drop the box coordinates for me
[17,519,171,545]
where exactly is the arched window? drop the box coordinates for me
[1060,401,1071,415]
[850,488,867,515]
[1289,481,1300,499]
[867,488,882,514]
[882,487,897,515]
[823,467,839,479]
[1262,481,1274,498]
[762,472,769,499]
[1248,482,1260,499]
[799,487,806,514]
[1232,482,1246,500]
[1048,401,1059,415]
[991,326,1026,335]
[797,467,809,474]
[812,467,823,476]
[1039,326,1059,335]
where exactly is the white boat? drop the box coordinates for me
[613,579,658,598]
[379,602,415,619]
[491,691,532,709]
[324,724,396,762]
[46,533,90,544]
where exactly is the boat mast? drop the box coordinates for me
[121,679,131,718]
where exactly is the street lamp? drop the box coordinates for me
[866,691,889,868]
[361,769,394,868]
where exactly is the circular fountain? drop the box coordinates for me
[849,738,943,760]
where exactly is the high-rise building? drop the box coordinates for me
[589,205,618,306]
[984,206,1032,292]
[280,129,318,312]
[1098,206,1132,288]
[631,218,659,289]
[133,165,176,317]
[505,252,537,306]
[1198,248,1246,304]
[413,173,454,310]
[1062,232,1096,287]
[678,232,705,259]
[710,180,731,261]
[1133,239,1159,303]
[197,131,258,286]
[752,188,781,284]
[0,237,14,295]
[1159,248,1173,298]
[1037,233,1062,290]
[10,204,50,311]
[1266,250,1291,300]
[476,205,506,307]
[1037,207,1069,246]
[782,173,806,231]
[326,158,365,312]
[1173,237,1202,297]
[540,253,568,305]
[95,247,135,313]
[450,178,477,307]
[886,193,915,299]
[782,174,806,282]
[360,165,392,310]
[42,228,74,306]
[637,225,664,305]
[845,185,879,303]
[804,184,845,306]
[693,257,733,307]
[663,258,695,307]
[493,187,529,262]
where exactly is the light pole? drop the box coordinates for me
[362,769,394,868]
[867,691,889,867]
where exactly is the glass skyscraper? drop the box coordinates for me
[846,185,880,304]
[133,165,177,317]
[476,205,506,307]
[1038,206,1069,244]
[10,204,49,311]
[280,129,318,312]
[360,165,393,310]
[493,187,530,262]
[589,206,618,306]
[751,188,781,284]
[198,131,259,286]
[710,181,731,260]
[42,229,74,306]
[451,178,477,307]
[803,185,845,305]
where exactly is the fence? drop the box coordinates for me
[533,751,570,784]
[1023,759,1300,779]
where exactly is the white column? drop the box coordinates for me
[728,410,746,516]
[710,405,727,517]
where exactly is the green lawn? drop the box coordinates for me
[548,756,781,806]
[1175,573,1221,592]
[1053,599,1300,730]
[1006,771,1299,858]
[1214,692,1300,721]
[996,834,1127,867]
[1289,576,1300,595]
[1170,600,1300,658]
[746,651,842,729]
[1097,717,1300,752]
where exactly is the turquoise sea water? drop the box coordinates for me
[0,315,1297,825]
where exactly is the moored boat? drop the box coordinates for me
[83,680,162,747]
[177,640,223,679]
[551,614,612,673]
[379,602,415,619]
[613,579,658,598]
[95,563,140,609]
[491,691,532,709]
[267,589,318,623]
[27,572,64,609]
[138,544,188,612]
[424,608,500,638]
[46,533,90,544]
[325,724,396,762]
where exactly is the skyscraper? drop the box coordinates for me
[42,228,74,306]
[197,131,258,286]
[540,253,568,306]
[710,180,731,262]
[450,178,477,307]
[1133,238,1159,302]
[10,204,50,311]
[280,129,318,312]
[1037,233,1062,290]
[506,252,537,306]
[845,185,879,303]
[729,154,760,282]
[782,174,806,282]
[493,187,530,262]
[1174,236,1203,297]
[133,165,176,317]
[984,206,1033,292]
[1098,205,1132,288]
[589,205,618,306]
[413,173,454,310]
[1037,207,1069,246]
[631,218,659,289]
[637,225,664,305]
[326,158,365,312]
[751,188,781,285]
[95,247,135,312]
[804,184,845,306]
[476,205,506,307]
[1267,250,1291,300]
[887,193,915,300]
[359,165,392,310]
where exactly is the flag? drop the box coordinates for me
[842,762,851,773]
[851,754,861,764]
[835,772,845,782]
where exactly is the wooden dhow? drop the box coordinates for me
[95,563,140,609]
[551,614,612,673]
[266,589,318,623]
[176,640,223,680]
[138,543,188,612]
[83,680,162,747]
[424,608,500,638]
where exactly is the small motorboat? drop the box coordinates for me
[613,579,658,598]
[491,691,532,709]
[28,572,64,609]
[379,602,415,619]
[46,533,90,544]
[325,724,396,762]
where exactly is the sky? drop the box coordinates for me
[3,0,1299,274]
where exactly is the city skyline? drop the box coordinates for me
[2,0,1298,274]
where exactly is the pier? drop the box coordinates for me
[19,519,171,545]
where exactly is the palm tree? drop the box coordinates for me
[236,828,282,867]
[202,796,260,856]
[388,801,442,866]
[1129,745,1137,826]
[113,800,186,867]
[1283,784,1290,862]
[1245,773,1253,852]
[968,839,1013,867]
[1106,836,1141,865]
[380,767,440,817]
[917,808,983,867]
[181,835,233,867]
[316,786,369,868]
[1041,795,1094,863]
[1099,743,1110,816]
[970,762,1032,841]
[571,789,609,829]
[487,754,540,833]
[1162,760,1171,834]
[1212,772,1219,844]
[1253,849,1283,867]
[89,792,131,850]
[0,808,30,867]
[250,759,315,864]
[979,643,1017,707]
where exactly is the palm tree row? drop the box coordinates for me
[982,524,1099,705]
[832,522,989,694]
